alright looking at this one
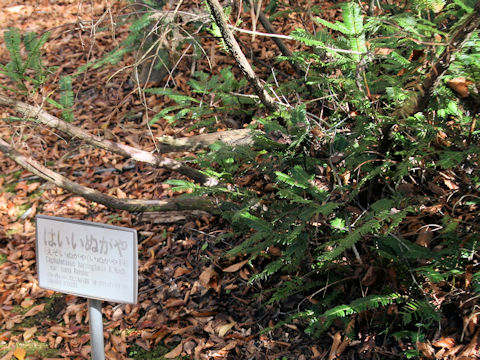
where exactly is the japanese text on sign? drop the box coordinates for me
[36,215,138,304]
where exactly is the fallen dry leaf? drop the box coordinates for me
[199,266,218,289]
[105,349,124,360]
[20,298,35,308]
[165,298,186,308]
[458,329,480,357]
[444,344,463,357]
[23,326,37,341]
[417,341,435,358]
[112,307,123,322]
[447,77,473,98]
[222,259,248,273]
[268,246,282,257]
[24,303,46,317]
[12,348,26,360]
[416,228,434,247]
[173,266,191,277]
[328,332,342,360]
[81,345,92,358]
[217,322,236,337]
[54,335,63,348]
[434,348,446,359]
[164,342,183,359]
[442,178,458,190]
[311,345,322,357]
[5,5,25,13]
[116,187,127,199]
[110,333,128,354]
[375,47,394,56]
[0,351,13,360]
[432,337,455,348]
[183,340,196,355]
[220,341,237,351]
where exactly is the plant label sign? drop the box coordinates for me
[36,215,138,304]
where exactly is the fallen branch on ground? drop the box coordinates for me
[140,210,210,223]
[0,137,217,213]
[0,94,218,186]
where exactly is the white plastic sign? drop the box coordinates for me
[36,215,138,304]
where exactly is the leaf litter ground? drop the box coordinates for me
[1,0,480,359]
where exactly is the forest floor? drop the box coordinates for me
[0,0,479,359]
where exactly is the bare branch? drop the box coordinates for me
[411,3,480,115]
[0,137,217,213]
[205,0,280,113]
[140,210,210,223]
[0,95,219,186]
[157,128,255,152]
[249,2,305,77]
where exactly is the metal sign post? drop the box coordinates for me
[88,299,105,360]
[35,215,138,359]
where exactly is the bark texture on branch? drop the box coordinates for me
[157,128,255,151]
[0,95,218,186]
[0,137,217,213]
[205,0,280,113]
[410,2,480,116]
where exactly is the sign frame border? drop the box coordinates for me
[35,215,138,304]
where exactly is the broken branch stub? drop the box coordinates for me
[157,129,255,152]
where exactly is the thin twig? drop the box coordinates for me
[205,0,279,113]
[227,25,294,40]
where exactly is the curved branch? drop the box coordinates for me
[0,137,217,213]
[0,95,219,186]
[205,0,280,113]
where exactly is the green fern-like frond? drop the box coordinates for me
[340,2,367,59]
[164,179,199,192]
[472,271,480,294]
[453,0,474,13]
[276,166,310,189]
[1,28,51,91]
[23,31,50,72]
[412,0,445,12]
[232,209,273,233]
[315,17,349,35]
[314,2,367,61]
[317,218,381,264]
[290,28,348,61]
[4,28,23,73]
[144,87,199,106]
[59,76,74,123]
[400,300,440,326]
[308,292,403,334]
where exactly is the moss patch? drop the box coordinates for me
[128,343,187,360]
[0,341,59,358]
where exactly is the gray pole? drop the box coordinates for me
[88,298,105,360]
